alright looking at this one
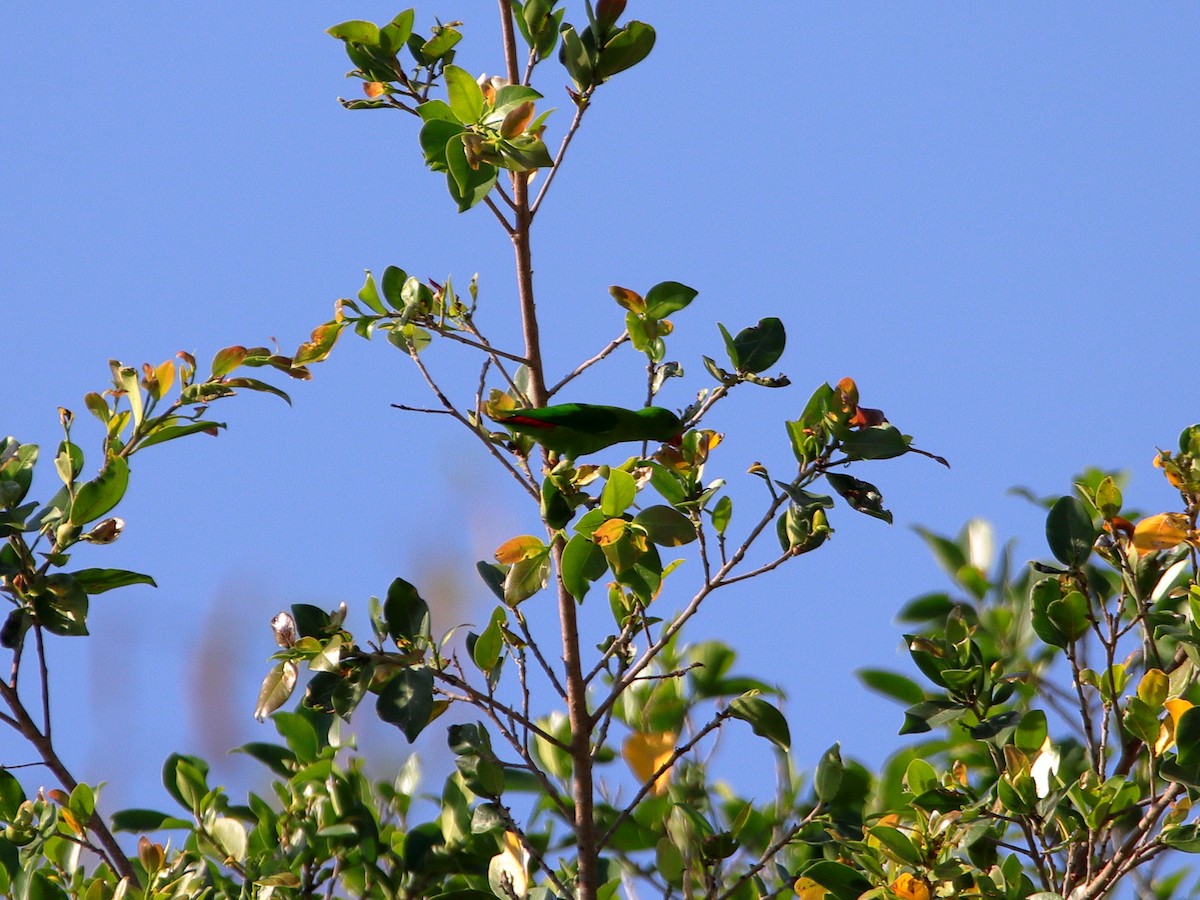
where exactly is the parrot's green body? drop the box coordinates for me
[494,403,683,459]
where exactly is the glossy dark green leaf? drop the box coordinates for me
[231,741,296,778]
[841,424,909,461]
[69,456,129,525]
[633,505,696,546]
[384,577,430,644]
[476,561,507,602]
[642,281,697,319]
[857,668,924,705]
[728,695,790,750]
[826,472,892,524]
[136,420,226,450]
[594,20,656,80]
[558,23,593,90]
[110,808,191,832]
[377,666,434,742]
[70,568,156,594]
[729,318,785,374]
[419,118,464,171]
[1045,495,1096,568]
[1177,706,1200,767]
[800,860,872,900]
[381,265,408,310]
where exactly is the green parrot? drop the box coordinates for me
[493,403,684,459]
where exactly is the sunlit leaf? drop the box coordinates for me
[621,731,675,796]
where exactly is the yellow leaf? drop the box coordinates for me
[495,535,546,564]
[488,830,528,898]
[1158,698,1195,754]
[1133,513,1192,556]
[622,731,676,796]
[153,359,176,399]
[792,877,828,900]
[592,518,628,547]
[891,872,932,900]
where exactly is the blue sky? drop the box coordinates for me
[4,2,1199,818]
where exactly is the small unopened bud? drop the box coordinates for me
[271,611,298,648]
[58,407,74,429]
[138,836,166,874]
[363,81,386,98]
[83,517,124,544]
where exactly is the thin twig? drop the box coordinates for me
[531,89,595,217]
[598,710,731,849]
[546,332,630,398]
[484,196,517,235]
[403,343,539,499]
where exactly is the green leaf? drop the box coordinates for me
[633,505,696,546]
[558,24,593,90]
[69,568,156,594]
[1176,706,1200,767]
[841,424,909,461]
[1045,495,1097,568]
[728,694,790,751]
[503,550,550,605]
[594,20,656,81]
[443,65,484,123]
[826,472,892,524]
[800,860,872,900]
[642,281,697,319]
[0,771,24,819]
[601,469,637,516]
[69,456,129,525]
[472,607,506,672]
[384,577,430,644]
[561,534,607,601]
[357,270,387,314]
[445,138,498,212]
[381,265,408,310]
[377,666,435,742]
[1095,475,1122,519]
[419,118,464,171]
[379,10,415,55]
[814,742,843,802]
[211,345,248,378]
[110,808,191,832]
[711,495,732,535]
[730,318,785,374]
[136,420,225,450]
[327,20,381,44]
[857,668,924,705]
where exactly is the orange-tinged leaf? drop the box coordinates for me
[891,872,932,900]
[1133,513,1192,556]
[212,345,248,378]
[495,535,546,564]
[622,730,676,796]
[609,285,645,314]
[836,376,858,409]
[592,518,628,546]
[500,101,535,138]
[363,81,386,98]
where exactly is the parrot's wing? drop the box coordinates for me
[504,405,624,434]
